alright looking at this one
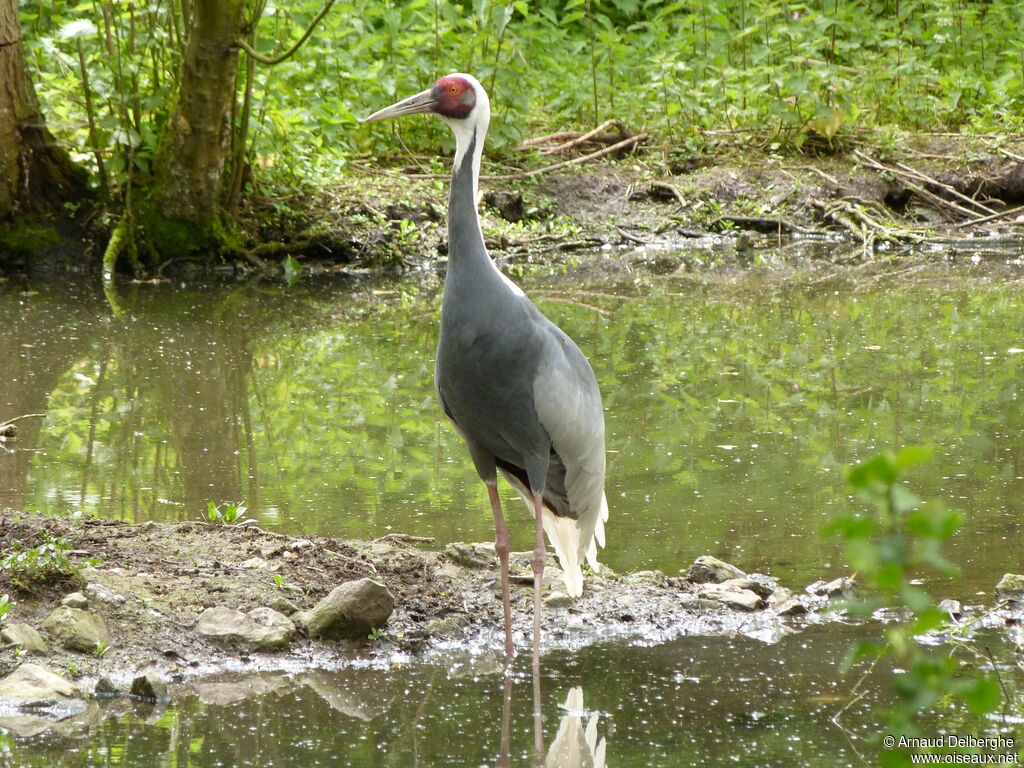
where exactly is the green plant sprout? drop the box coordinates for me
[200,501,252,526]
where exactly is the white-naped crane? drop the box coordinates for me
[364,74,608,667]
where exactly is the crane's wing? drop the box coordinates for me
[531,322,608,594]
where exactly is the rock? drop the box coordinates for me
[995,574,1024,603]
[509,566,564,590]
[247,607,296,649]
[627,570,668,585]
[773,597,808,616]
[698,583,765,611]
[269,596,299,616]
[938,598,964,618]
[807,577,857,599]
[196,606,295,652]
[42,607,110,653]
[445,542,495,569]
[0,663,81,704]
[545,591,573,608]
[130,673,169,702]
[85,582,126,605]
[94,677,120,696]
[426,617,464,638]
[298,579,395,641]
[61,592,89,609]
[719,577,773,599]
[1,623,49,654]
[687,556,746,584]
[239,557,268,569]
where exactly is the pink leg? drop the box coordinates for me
[487,482,515,662]
[531,492,546,757]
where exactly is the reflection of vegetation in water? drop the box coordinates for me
[14,279,1024,593]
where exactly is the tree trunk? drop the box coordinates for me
[150,0,245,237]
[0,0,87,217]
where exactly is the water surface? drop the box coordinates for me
[1,264,1022,765]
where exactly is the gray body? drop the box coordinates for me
[436,134,605,535]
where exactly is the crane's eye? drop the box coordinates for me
[447,86,459,94]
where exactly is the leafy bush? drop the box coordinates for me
[20,0,1024,203]
[828,447,1001,765]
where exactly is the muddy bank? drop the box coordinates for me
[0,513,831,694]
[238,135,1024,279]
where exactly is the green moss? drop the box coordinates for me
[137,197,244,264]
[0,217,61,255]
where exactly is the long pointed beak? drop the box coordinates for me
[361,88,436,123]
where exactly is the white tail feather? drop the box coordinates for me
[541,508,584,597]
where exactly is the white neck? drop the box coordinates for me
[442,74,490,200]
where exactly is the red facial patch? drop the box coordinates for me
[431,75,476,119]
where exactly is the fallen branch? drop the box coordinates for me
[852,149,995,220]
[0,413,46,438]
[648,181,687,208]
[517,120,629,152]
[955,203,1024,229]
[488,134,648,181]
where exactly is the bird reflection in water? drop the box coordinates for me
[497,677,607,768]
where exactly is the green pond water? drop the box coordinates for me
[1,264,1022,765]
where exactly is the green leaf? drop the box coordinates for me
[957,676,1001,714]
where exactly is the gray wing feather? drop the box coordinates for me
[532,327,607,561]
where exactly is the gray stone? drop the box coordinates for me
[239,557,268,569]
[995,574,1024,603]
[445,542,495,569]
[807,577,857,599]
[544,591,573,608]
[767,587,794,607]
[698,583,765,611]
[627,570,668,585]
[196,606,295,652]
[130,673,169,701]
[61,592,89,609]
[247,607,296,650]
[94,677,120,696]
[719,577,773,599]
[85,583,125,605]
[42,606,110,653]
[938,598,964,618]
[0,663,81,705]
[426,617,464,638]
[298,578,395,640]
[269,596,299,616]
[1,623,49,654]
[687,556,746,584]
[773,597,808,616]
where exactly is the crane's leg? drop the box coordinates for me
[531,492,546,758]
[487,482,515,662]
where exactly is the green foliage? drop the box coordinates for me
[19,0,1024,205]
[0,538,80,590]
[829,448,1001,763]
[201,501,250,526]
[0,594,13,622]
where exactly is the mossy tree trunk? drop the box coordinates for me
[147,0,246,255]
[0,0,87,219]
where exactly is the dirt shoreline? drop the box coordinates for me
[0,512,833,700]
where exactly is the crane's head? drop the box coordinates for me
[362,73,489,130]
